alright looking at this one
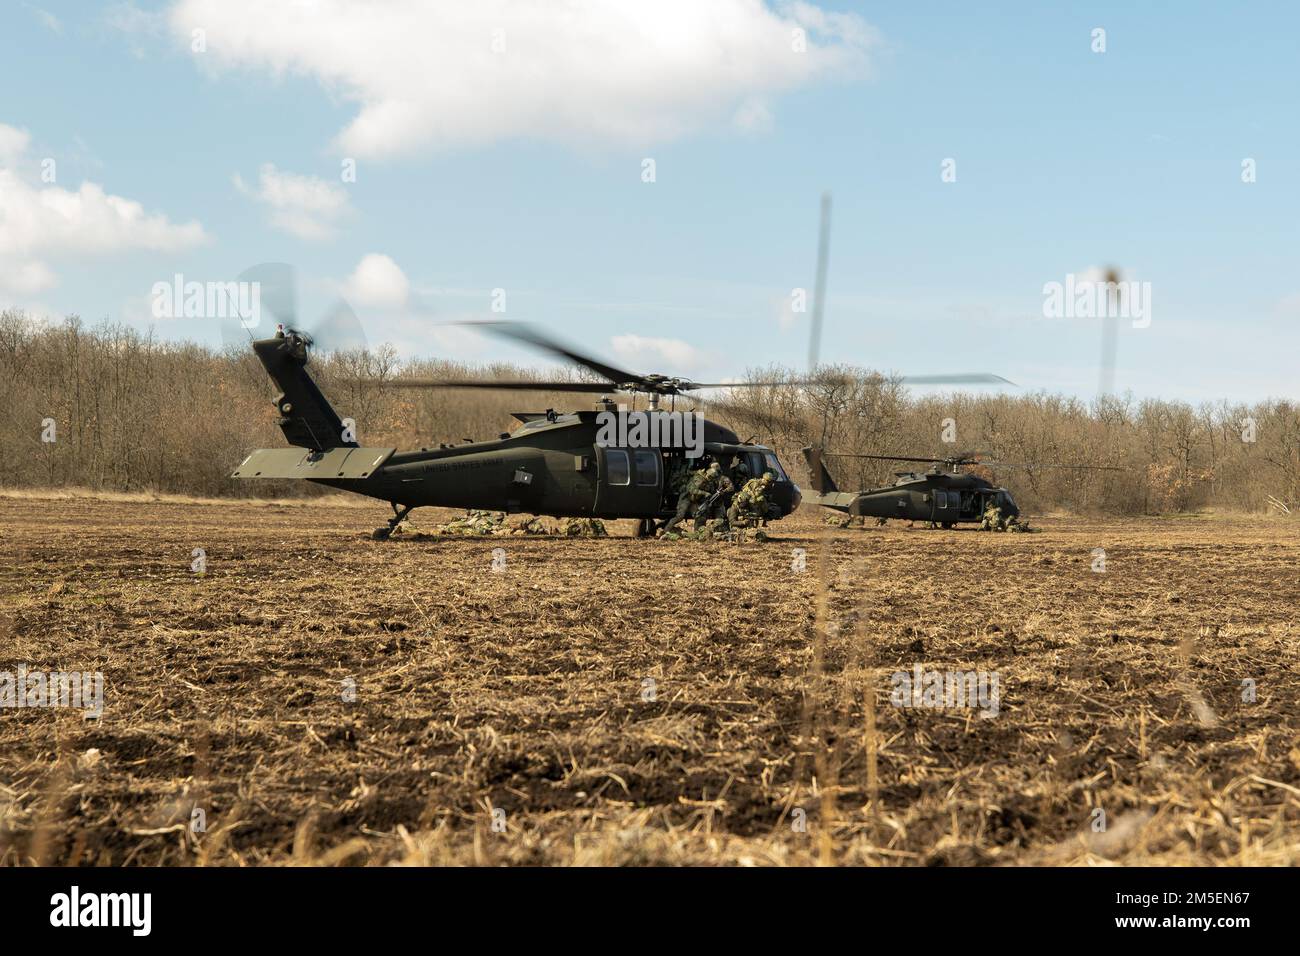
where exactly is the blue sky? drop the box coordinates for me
[1,1,1295,402]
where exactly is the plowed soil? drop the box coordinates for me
[1,492,1297,866]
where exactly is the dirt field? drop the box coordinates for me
[1,491,1297,866]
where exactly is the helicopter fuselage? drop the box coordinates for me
[234,412,800,520]
[232,336,800,524]
[809,467,1019,527]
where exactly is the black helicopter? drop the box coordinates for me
[802,449,1016,526]
[232,322,805,538]
[232,320,1016,538]
[802,448,1122,527]
[228,191,1014,541]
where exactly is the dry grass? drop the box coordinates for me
[0,487,368,508]
[1,496,1297,866]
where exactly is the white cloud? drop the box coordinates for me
[732,98,775,134]
[610,334,706,372]
[343,253,410,309]
[1273,293,1300,317]
[0,123,207,294]
[0,124,31,165]
[25,4,63,35]
[0,260,57,296]
[104,1,168,58]
[775,292,804,331]
[233,163,352,240]
[166,0,877,158]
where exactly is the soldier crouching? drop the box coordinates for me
[728,471,774,528]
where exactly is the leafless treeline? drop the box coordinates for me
[721,365,1300,515]
[3,312,1297,514]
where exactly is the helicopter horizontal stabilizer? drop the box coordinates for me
[232,447,395,480]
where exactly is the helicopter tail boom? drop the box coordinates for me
[254,336,358,451]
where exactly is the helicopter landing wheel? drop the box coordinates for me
[373,503,413,541]
[634,518,655,538]
[941,521,953,530]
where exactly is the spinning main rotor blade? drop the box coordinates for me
[800,195,1009,387]
[824,453,967,464]
[384,377,810,394]
[825,452,1126,472]
[808,192,831,373]
[459,321,642,388]
[898,373,1015,386]
[450,322,808,395]
[980,461,1128,472]
[679,380,816,390]
[386,379,618,392]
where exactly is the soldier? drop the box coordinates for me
[728,471,775,528]
[663,458,712,535]
[980,499,1002,531]
[695,462,734,530]
[665,456,692,508]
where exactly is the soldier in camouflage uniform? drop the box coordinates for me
[727,471,774,528]
[663,458,712,535]
[695,462,734,530]
[666,457,692,499]
[980,500,1003,531]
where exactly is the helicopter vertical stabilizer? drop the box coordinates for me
[803,446,838,494]
[254,335,358,451]
[800,446,860,512]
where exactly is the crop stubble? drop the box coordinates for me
[1,493,1297,865]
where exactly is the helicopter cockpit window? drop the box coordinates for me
[763,453,786,480]
[633,450,659,486]
[605,450,630,485]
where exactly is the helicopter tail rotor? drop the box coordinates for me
[221,263,369,355]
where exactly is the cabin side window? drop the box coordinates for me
[936,491,948,509]
[606,450,630,485]
[633,450,659,486]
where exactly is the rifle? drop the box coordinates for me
[695,488,724,519]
